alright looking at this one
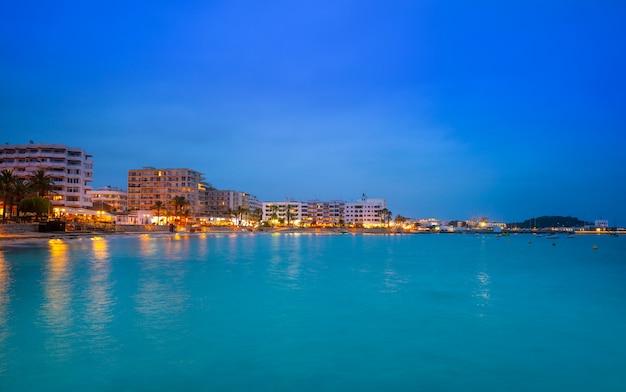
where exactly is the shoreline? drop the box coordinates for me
[1,226,623,248]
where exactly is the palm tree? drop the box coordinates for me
[394,214,407,229]
[29,169,54,197]
[19,196,51,221]
[235,206,249,226]
[0,169,16,222]
[251,207,263,225]
[225,207,235,225]
[377,208,392,227]
[180,208,191,226]
[11,177,30,221]
[170,196,188,224]
[385,209,393,227]
[268,204,279,226]
[286,204,296,226]
[152,200,165,225]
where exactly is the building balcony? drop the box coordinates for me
[43,163,67,170]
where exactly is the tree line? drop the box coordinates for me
[0,169,55,222]
[150,199,265,226]
[507,216,591,229]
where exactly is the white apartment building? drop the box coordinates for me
[301,200,345,226]
[0,142,94,208]
[262,200,304,225]
[262,196,387,227]
[88,186,128,212]
[343,197,386,226]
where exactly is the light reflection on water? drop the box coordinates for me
[83,237,116,356]
[380,239,410,294]
[227,234,240,262]
[268,233,303,290]
[139,234,159,258]
[39,239,74,362]
[197,233,208,258]
[0,251,11,375]
[473,238,492,317]
[164,233,186,260]
[134,236,191,346]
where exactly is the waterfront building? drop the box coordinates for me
[262,200,304,225]
[115,210,153,225]
[301,199,345,226]
[262,196,387,227]
[343,196,386,226]
[127,167,207,217]
[0,142,94,209]
[420,218,443,229]
[595,219,609,228]
[205,189,262,221]
[88,186,127,212]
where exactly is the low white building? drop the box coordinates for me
[262,200,303,225]
[88,186,127,212]
[116,210,153,225]
[595,219,609,228]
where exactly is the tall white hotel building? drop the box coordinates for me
[0,142,94,208]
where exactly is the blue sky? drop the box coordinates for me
[1,1,625,223]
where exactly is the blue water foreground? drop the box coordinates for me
[0,233,625,391]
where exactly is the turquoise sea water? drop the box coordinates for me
[0,232,625,391]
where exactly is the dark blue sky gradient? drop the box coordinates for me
[1,1,625,223]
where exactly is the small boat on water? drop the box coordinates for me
[546,233,559,239]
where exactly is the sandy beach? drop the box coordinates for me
[2,225,621,248]
[0,225,407,246]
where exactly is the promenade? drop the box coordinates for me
[1,224,623,248]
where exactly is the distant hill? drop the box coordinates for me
[507,216,590,229]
